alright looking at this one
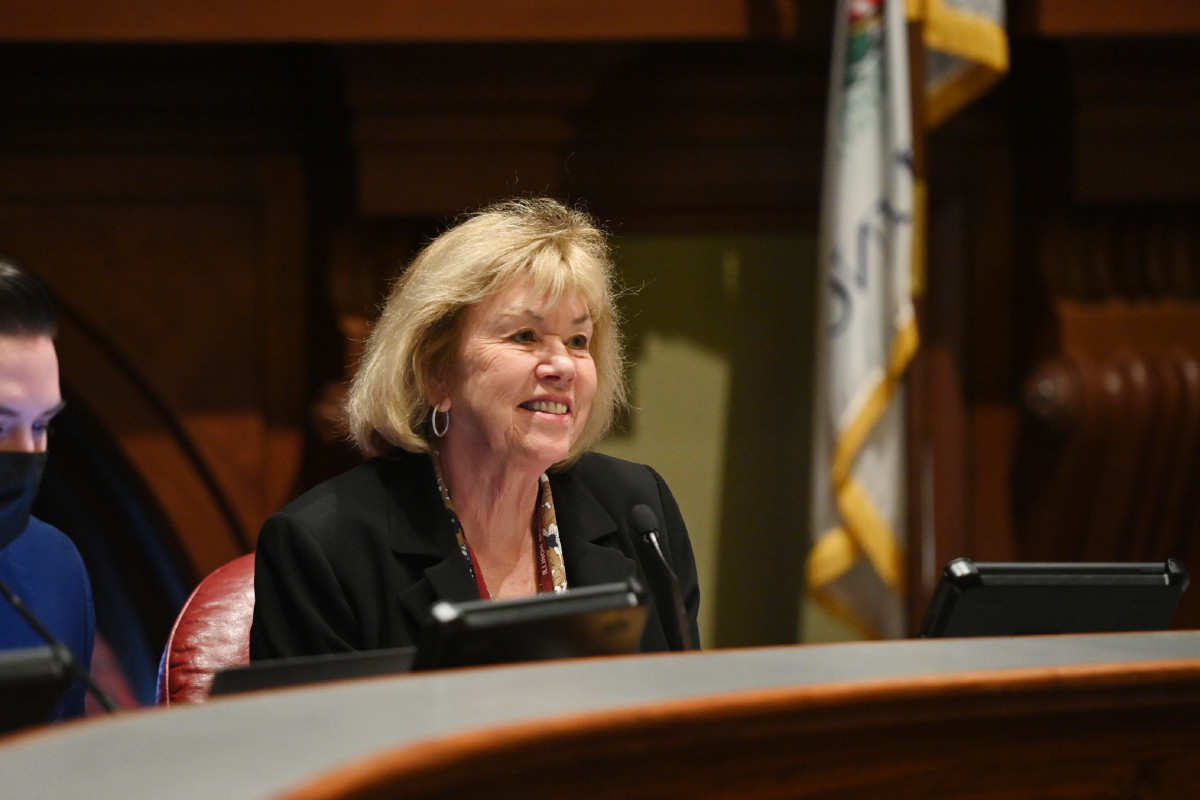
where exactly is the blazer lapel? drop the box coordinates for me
[552,474,640,588]
[379,452,480,624]
[394,541,478,627]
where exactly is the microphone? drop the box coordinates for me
[0,576,118,713]
[631,504,693,651]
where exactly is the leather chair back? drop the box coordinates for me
[157,553,255,705]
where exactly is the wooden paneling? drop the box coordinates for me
[0,0,806,43]
[916,35,1200,632]
[1066,41,1200,205]
[342,43,824,231]
[910,97,1020,615]
[0,48,313,574]
[1012,0,1200,37]
[1011,209,1200,626]
[0,157,308,571]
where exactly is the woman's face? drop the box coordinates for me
[440,278,597,473]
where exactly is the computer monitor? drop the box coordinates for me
[210,646,417,697]
[414,577,647,670]
[211,578,648,695]
[0,646,70,735]
[919,558,1189,638]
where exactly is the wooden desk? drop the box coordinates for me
[4,632,1200,799]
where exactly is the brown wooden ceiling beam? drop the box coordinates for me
[1012,0,1200,37]
[0,0,806,43]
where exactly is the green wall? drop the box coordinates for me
[594,232,818,648]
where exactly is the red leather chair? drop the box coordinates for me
[157,553,255,706]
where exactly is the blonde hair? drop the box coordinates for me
[346,197,627,465]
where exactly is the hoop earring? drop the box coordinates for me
[431,406,450,438]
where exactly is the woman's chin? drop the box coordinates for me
[518,435,573,469]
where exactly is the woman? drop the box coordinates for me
[250,198,700,661]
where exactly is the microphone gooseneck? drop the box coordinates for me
[630,504,693,651]
[0,575,118,713]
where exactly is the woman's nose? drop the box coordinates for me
[536,340,575,382]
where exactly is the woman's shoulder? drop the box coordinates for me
[568,450,646,475]
[273,450,432,523]
[557,451,665,495]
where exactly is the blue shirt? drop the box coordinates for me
[0,516,96,720]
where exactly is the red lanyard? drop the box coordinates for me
[463,519,554,600]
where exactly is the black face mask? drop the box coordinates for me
[0,451,48,551]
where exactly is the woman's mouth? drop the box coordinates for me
[521,400,568,415]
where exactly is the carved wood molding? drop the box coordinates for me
[1017,348,1200,552]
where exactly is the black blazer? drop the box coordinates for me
[249,449,700,661]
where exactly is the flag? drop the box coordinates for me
[807,0,916,640]
[917,0,1009,129]
[806,0,1009,639]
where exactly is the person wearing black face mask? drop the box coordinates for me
[0,256,95,721]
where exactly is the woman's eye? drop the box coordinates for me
[567,334,589,350]
[511,330,535,344]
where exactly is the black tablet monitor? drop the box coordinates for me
[0,646,71,735]
[919,558,1189,638]
[209,646,417,698]
[414,577,648,670]
[212,579,648,694]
